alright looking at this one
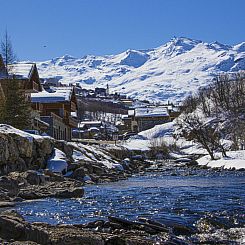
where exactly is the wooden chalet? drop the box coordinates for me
[0,58,42,97]
[0,56,49,131]
[31,86,78,141]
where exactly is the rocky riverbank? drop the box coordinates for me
[1,124,244,244]
[1,163,244,244]
[0,124,152,205]
[0,208,244,245]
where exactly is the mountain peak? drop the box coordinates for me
[208,41,231,51]
[170,36,202,45]
[36,37,245,103]
[160,37,202,57]
[233,42,245,52]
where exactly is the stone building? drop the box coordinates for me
[123,106,171,132]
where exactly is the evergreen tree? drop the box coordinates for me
[0,31,31,130]
[0,79,32,129]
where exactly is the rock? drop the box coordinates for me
[0,211,50,244]
[78,220,105,229]
[0,211,166,245]
[55,187,84,198]
[22,170,44,185]
[90,174,100,183]
[11,196,24,202]
[0,176,19,196]
[18,190,40,200]
[186,160,198,167]
[48,173,64,182]
[18,180,84,200]
[0,125,55,175]
[67,162,80,171]
[105,236,127,245]
[55,141,73,161]
[0,201,15,208]
[71,167,86,180]
[92,165,105,175]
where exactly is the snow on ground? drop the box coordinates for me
[70,142,123,170]
[122,122,175,151]
[122,121,205,155]
[123,122,245,170]
[0,124,48,141]
[47,148,68,173]
[197,151,245,170]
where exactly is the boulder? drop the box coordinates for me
[22,170,45,185]
[0,176,19,196]
[92,165,105,175]
[71,167,86,180]
[55,141,73,161]
[0,201,15,208]
[67,162,80,171]
[55,187,84,198]
[0,210,50,244]
[18,180,84,200]
[0,125,55,175]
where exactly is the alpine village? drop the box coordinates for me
[0,17,244,245]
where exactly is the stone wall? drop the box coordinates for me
[0,125,55,175]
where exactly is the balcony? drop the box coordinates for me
[64,115,78,128]
[71,101,77,112]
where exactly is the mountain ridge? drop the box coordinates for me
[34,37,245,102]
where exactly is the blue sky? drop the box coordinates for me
[0,0,244,61]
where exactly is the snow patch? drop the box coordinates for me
[47,148,68,173]
[197,151,245,170]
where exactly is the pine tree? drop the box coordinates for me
[0,79,32,129]
[0,31,31,130]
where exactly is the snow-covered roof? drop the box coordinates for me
[8,63,34,79]
[135,107,169,118]
[128,110,135,116]
[78,121,102,128]
[79,121,102,125]
[31,86,73,103]
[88,127,100,132]
[122,115,130,119]
[71,111,77,118]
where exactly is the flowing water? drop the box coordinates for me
[16,168,245,234]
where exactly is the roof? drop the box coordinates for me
[8,63,35,79]
[31,86,73,103]
[79,121,102,126]
[128,110,135,116]
[135,107,169,118]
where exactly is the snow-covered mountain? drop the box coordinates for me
[36,37,245,103]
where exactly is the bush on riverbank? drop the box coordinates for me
[148,138,170,159]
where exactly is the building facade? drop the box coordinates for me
[31,87,78,141]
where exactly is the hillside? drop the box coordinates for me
[35,37,245,103]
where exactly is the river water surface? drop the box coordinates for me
[16,168,245,234]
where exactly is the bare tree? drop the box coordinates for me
[177,113,226,160]
[1,30,17,73]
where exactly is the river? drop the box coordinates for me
[15,168,245,236]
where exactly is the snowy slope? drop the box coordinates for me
[35,37,245,103]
